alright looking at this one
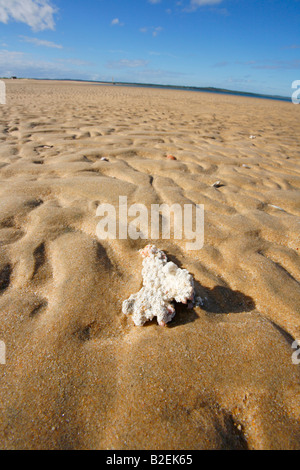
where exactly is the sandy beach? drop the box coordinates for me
[0,79,299,450]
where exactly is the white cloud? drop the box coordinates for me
[140,26,163,37]
[58,58,93,67]
[0,0,57,31]
[153,26,163,37]
[20,35,62,49]
[149,51,178,59]
[190,0,223,6]
[185,0,223,10]
[0,49,94,79]
[148,0,162,3]
[283,44,300,50]
[106,59,149,69]
[111,18,124,26]
[122,67,191,83]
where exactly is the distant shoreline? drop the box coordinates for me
[112,81,291,103]
[2,77,291,103]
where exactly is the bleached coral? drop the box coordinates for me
[122,244,195,326]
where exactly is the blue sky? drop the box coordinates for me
[0,0,299,96]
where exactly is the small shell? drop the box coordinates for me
[167,155,176,160]
[212,181,224,188]
[268,204,285,212]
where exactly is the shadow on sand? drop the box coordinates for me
[169,283,255,328]
[163,251,255,328]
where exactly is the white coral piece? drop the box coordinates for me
[122,245,195,326]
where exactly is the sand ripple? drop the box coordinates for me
[0,80,299,449]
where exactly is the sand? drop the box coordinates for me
[0,79,299,450]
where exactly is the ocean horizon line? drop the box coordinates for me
[2,76,291,103]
